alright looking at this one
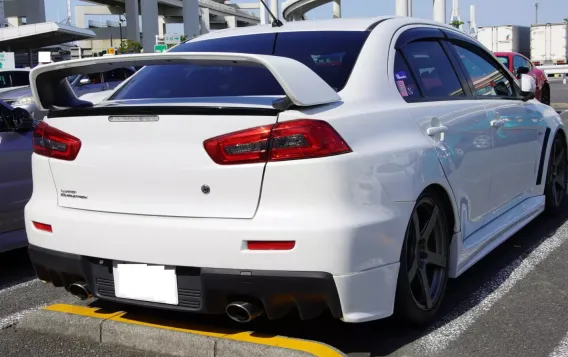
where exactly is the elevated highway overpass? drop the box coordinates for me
[80,0,260,53]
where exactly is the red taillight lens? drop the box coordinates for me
[33,121,82,161]
[203,119,351,165]
[247,241,295,250]
[32,221,52,232]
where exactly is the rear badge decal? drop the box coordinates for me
[60,190,88,200]
[108,116,159,122]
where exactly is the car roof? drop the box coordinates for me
[191,16,392,42]
[190,16,471,43]
[494,51,524,57]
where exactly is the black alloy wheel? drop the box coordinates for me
[545,134,567,214]
[395,192,450,325]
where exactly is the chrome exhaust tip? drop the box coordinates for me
[225,301,263,323]
[69,282,92,300]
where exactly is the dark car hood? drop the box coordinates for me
[0,86,32,100]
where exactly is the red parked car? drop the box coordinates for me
[494,51,550,105]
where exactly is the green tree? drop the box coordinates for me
[450,20,464,28]
[119,40,142,54]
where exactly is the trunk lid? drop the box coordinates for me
[47,100,279,219]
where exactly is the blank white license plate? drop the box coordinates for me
[113,263,179,305]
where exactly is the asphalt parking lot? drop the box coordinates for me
[1,107,568,357]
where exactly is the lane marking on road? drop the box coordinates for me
[0,305,47,330]
[414,222,568,355]
[550,331,568,357]
[45,304,344,357]
[0,279,39,296]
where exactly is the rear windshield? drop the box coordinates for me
[110,31,369,100]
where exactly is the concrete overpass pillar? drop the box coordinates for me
[395,0,408,16]
[141,0,159,53]
[200,8,210,35]
[159,17,166,37]
[225,15,236,28]
[24,0,46,24]
[433,0,446,23]
[332,0,341,19]
[125,0,140,42]
[183,0,200,38]
[270,0,278,22]
[259,0,269,24]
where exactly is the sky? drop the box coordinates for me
[44,0,567,34]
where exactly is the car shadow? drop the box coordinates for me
[0,247,37,291]
[84,201,568,356]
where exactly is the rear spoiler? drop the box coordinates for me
[29,52,342,112]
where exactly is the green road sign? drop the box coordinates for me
[154,44,168,53]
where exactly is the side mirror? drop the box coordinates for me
[520,73,536,101]
[516,66,530,78]
[79,78,92,85]
[12,107,36,132]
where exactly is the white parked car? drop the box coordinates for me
[25,16,566,325]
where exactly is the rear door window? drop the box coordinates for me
[110,31,370,100]
[496,56,510,70]
[10,71,30,86]
[0,72,11,88]
[401,41,465,98]
[393,50,420,100]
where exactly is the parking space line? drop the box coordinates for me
[414,224,568,355]
[550,331,568,357]
[0,305,47,330]
[45,304,343,357]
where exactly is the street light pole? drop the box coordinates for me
[118,14,125,52]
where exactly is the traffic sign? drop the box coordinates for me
[164,34,181,45]
[154,44,168,53]
[0,52,15,69]
[107,47,116,55]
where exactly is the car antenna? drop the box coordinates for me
[258,0,284,27]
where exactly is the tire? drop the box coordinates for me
[544,133,567,215]
[394,190,451,326]
[541,85,551,106]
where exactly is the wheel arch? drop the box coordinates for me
[420,183,458,239]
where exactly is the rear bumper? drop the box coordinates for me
[29,244,343,320]
[29,244,400,323]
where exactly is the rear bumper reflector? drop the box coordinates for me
[32,221,53,233]
[247,241,295,250]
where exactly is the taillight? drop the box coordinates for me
[33,121,81,161]
[203,119,351,165]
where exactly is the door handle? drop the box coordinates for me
[426,126,448,136]
[490,119,505,127]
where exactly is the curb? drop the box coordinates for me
[16,304,346,357]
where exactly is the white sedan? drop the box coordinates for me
[24,16,566,325]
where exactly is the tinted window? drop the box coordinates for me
[496,56,510,69]
[103,68,128,82]
[10,71,30,86]
[513,55,531,72]
[111,31,369,100]
[452,44,514,97]
[393,51,420,99]
[403,41,464,98]
[0,73,10,88]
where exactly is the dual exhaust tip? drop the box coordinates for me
[69,282,92,300]
[225,301,264,323]
[68,282,262,324]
